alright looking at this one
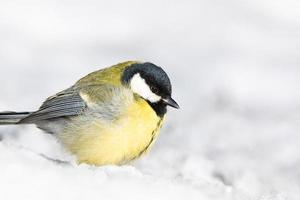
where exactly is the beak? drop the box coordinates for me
[162,97,180,109]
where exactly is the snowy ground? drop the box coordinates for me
[0,0,300,199]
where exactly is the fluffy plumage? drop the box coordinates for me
[0,61,178,165]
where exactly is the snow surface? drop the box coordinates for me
[0,0,300,199]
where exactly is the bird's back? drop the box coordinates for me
[75,61,138,87]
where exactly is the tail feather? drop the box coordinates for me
[0,111,32,125]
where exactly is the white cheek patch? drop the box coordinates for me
[130,73,161,103]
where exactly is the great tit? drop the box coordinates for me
[0,61,179,166]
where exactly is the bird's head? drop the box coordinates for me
[122,62,179,117]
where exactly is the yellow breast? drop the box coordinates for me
[59,98,164,166]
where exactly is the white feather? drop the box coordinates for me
[130,73,161,103]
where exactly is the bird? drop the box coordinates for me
[0,61,179,166]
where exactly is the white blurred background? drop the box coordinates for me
[0,0,300,200]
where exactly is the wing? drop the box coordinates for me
[19,87,86,123]
[20,84,133,124]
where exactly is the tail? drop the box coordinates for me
[0,111,32,125]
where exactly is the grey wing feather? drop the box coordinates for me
[19,88,86,123]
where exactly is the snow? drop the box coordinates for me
[0,0,300,199]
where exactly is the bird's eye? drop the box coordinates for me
[150,86,159,94]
